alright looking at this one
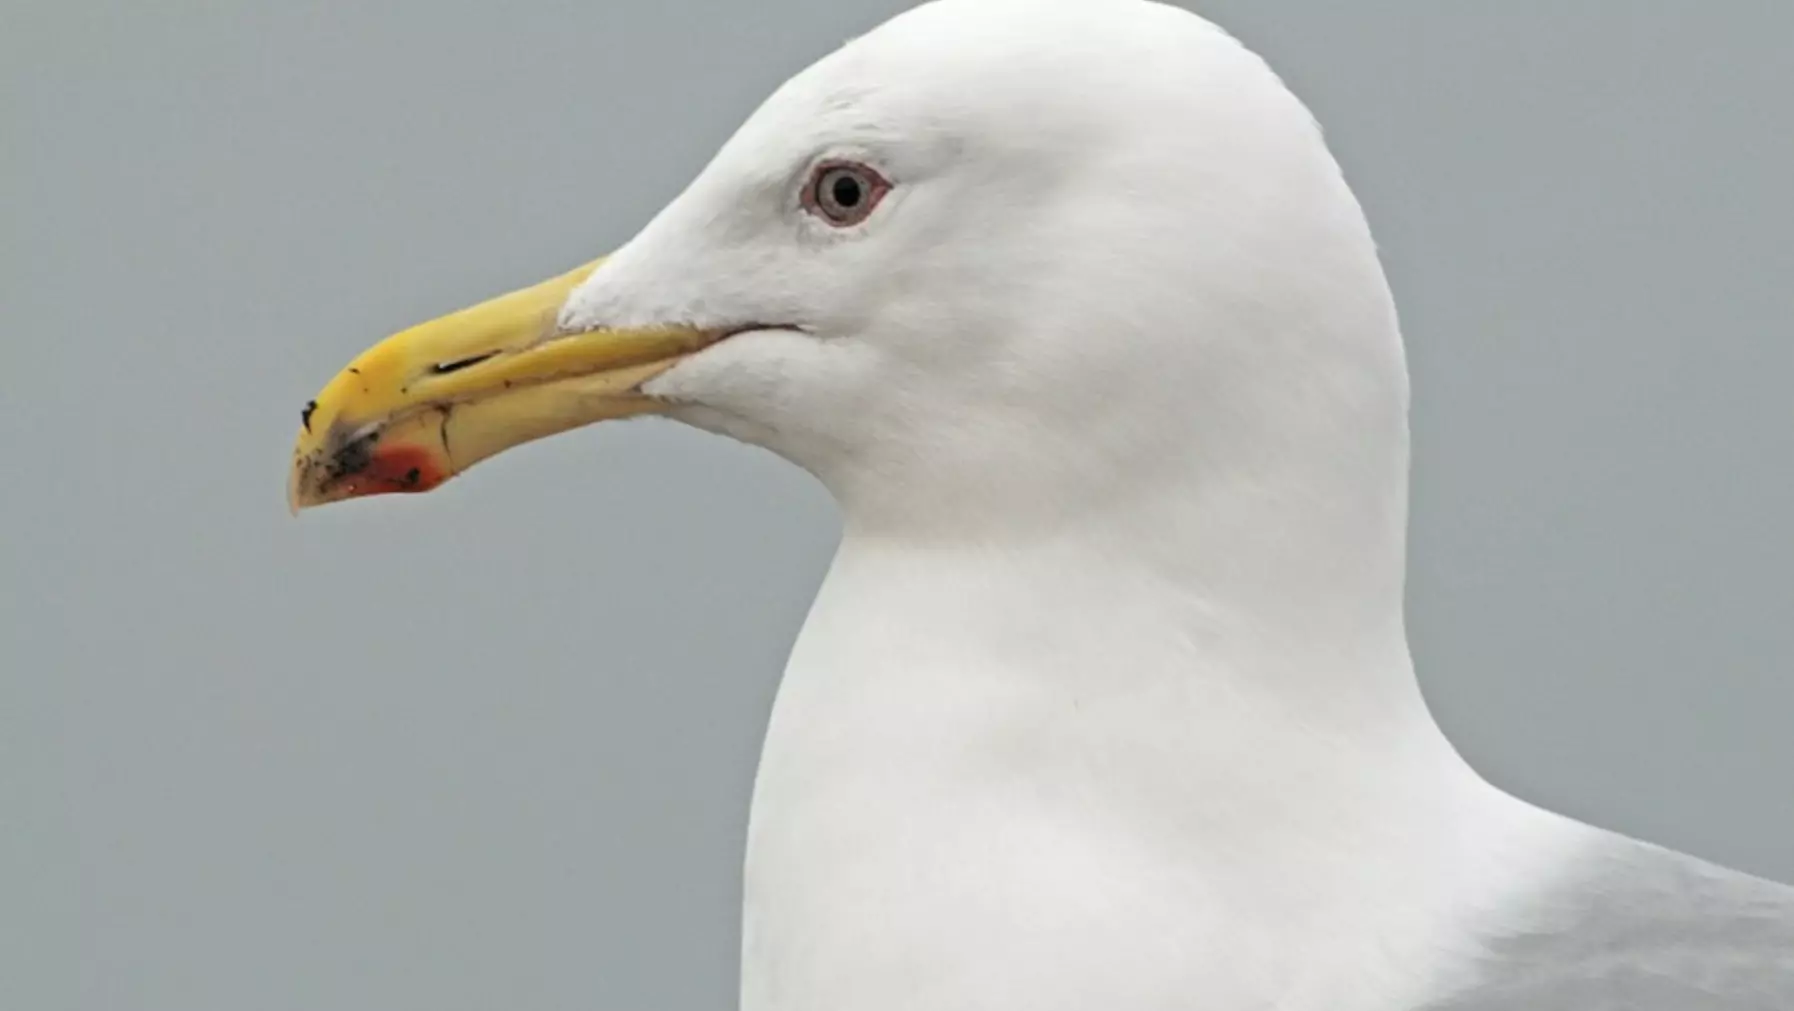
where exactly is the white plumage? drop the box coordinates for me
[549,1,1794,1008]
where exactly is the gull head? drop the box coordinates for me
[290,0,1406,542]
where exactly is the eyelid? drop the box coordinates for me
[800,158,893,226]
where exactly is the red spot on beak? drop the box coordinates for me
[335,443,448,499]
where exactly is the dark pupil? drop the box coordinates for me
[829,173,863,209]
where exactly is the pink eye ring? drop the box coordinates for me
[802,160,891,226]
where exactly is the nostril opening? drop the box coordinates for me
[430,352,498,375]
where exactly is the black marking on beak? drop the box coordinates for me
[330,429,379,481]
[301,400,317,433]
[430,352,498,375]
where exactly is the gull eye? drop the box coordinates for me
[803,161,890,227]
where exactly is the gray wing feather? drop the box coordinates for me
[1423,834,1794,1010]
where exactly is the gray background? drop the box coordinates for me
[4,2,1789,1008]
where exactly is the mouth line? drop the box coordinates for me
[503,319,805,375]
[371,321,804,435]
[712,321,806,339]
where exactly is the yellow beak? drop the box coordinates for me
[288,257,719,512]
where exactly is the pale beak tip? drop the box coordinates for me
[286,451,310,516]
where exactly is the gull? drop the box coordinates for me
[288,1,1794,1008]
